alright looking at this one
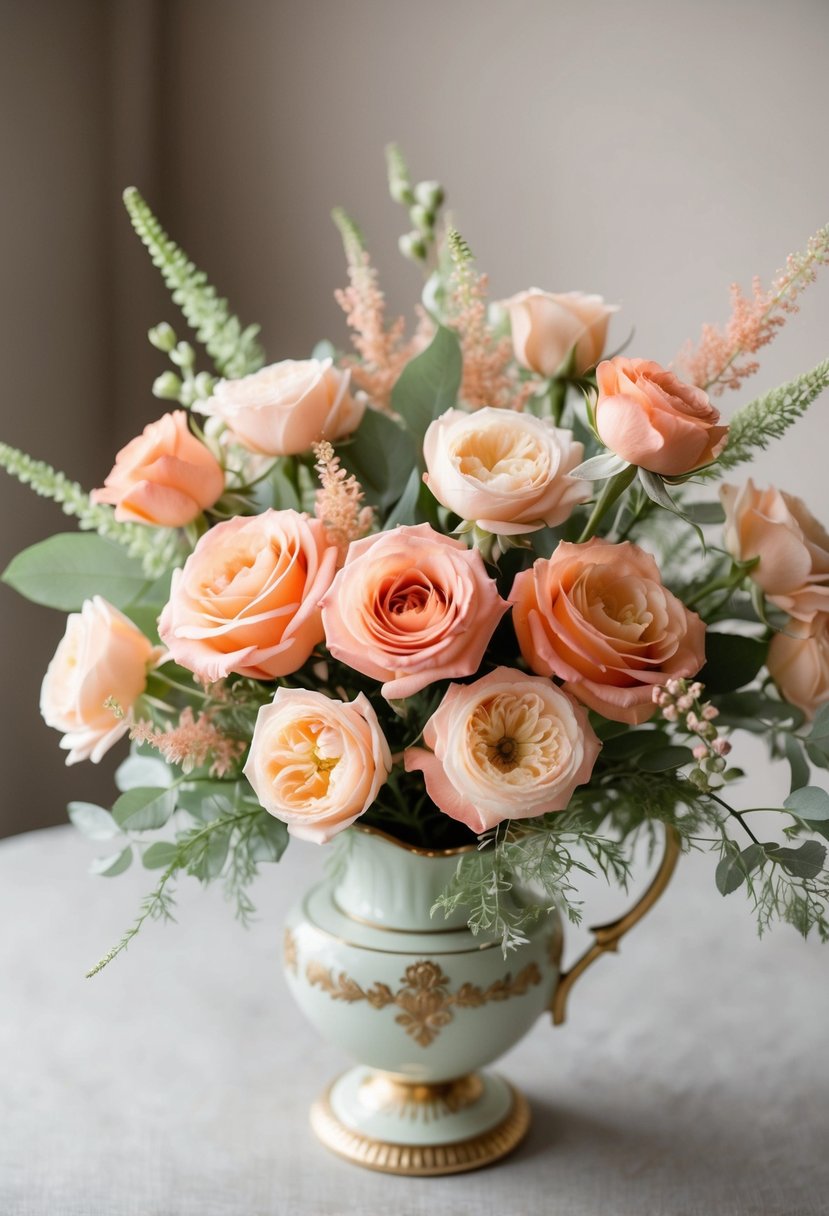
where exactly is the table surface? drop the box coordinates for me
[1,823,827,1216]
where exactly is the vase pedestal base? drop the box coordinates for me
[310,1068,530,1176]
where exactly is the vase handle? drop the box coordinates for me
[550,825,681,1026]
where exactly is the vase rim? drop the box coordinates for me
[353,823,478,858]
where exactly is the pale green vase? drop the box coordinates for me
[283,822,679,1176]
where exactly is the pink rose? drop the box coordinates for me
[510,539,706,724]
[405,667,600,833]
[40,597,162,764]
[721,480,829,622]
[422,408,589,535]
[91,410,224,527]
[767,615,829,720]
[595,357,729,477]
[195,358,364,456]
[502,289,618,377]
[320,524,508,699]
[244,688,391,843]
[159,509,337,682]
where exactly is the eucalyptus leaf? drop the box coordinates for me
[68,802,122,841]
[568,452,630,481]
[90,845,133,877]
[385,467,422,528]
[115,753,174,793]
[637,745,695,773]
[765,840,827,880]
[190,826,231,880]
[683,501,726,525]
[2,533,149,611]
[784,786,829,823]
[339,408,415,510]
[783,735,811,794]
[177,781,237,821]
[699,633,767,695]
[248,815,289,862]
[389,322,462,445]
[112,786,177,832]
[142,841,180,870]
[716,845,747,895]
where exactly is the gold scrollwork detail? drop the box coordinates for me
[283,926,298,976]
[305,958,542,1047]
[359,1073,485,1122]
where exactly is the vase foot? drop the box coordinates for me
[310,1068,530,1176]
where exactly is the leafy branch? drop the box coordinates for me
[712,358,829,474]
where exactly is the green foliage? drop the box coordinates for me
[3,534,151,612]
[331,206,365,261]
[699,632,768,694]
[713,358,829,473]
[123,187,264,380]
[390,323,462,447]
[337,408,416,513]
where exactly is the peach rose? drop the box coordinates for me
[159,509,337,682]
[510,539,706,724]
[40,597,161,764]
[502,290,618,377]
[320,523,508,700]
[767,615,829,720]
[244,688,391,843]
[595,357,729,477]
[405,667,600,832]
[91,410,224,527]
[195,358,364,456]
[422,408,590,535]
[721,480,829,622]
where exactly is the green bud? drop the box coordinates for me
[194,371,216,399]
[148,322,177,352]
[398,231,427,262]
[409,203,434,234]
[414,180,444,210]
[178,380,196,407]
[152,371,182,400]
[389,177,415,206]
[170,341,196,369]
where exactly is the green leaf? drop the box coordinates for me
[385,467,422,527]
[683,501,726,525]
[699,633,767,694]
[637,745,695,772]
[190,825,231,880]
[177,781,237,821]
[784,735,811,794]
[2,533,149,611]
[248,815,289,862]
[390,323,462,445]
[68,802,122,841]
[602,729,670,760]
[338,408,416,511]
[765,839,827,879]
[90,846,133,877]
[250,460,302,513]
[142,841,180,870]
[638,470,704,544]
[712,359,829,474]
[717,842,766,895]
[115,753,174,793]
[784,786,829,823]
[112,786,177,832]
[805,705,829,769]
[568,452,630,481]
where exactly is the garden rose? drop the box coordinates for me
[195,358,363,456]
[502,289,617,377]
[767,615,829,719]
[404,667,600,832]
[244,688,391,843]
[159,509,337,682]
[91,410,224,527]
[721,480,829,622]
[595,357,728,477]
[40,596,161,764]
[320,523,508,699]
[510,539,706,724]
[422,408,589,535]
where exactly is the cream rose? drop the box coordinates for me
[404,667,600,832]
[244,688,392,843]
[158,509,338,682]
[40,597,161,764]
[91,410,224,527]
[502,289,618,377]
[595,357,729,477]
[721,480,829,622]
[767,615,829,719]
[422,408,589,535]
[195,358,364,456]
[510,539,706,724]
[320,524,508,699]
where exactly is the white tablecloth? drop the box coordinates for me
[1,824,827,1215]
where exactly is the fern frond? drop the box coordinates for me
[123,188,264,380]
[447,227,474,267]
[0,442,183,576]
[713,358,829,474]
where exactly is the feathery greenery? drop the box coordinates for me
[331,206,366,261]
[713,358,829,473]
[446,227,474,267]
[123,187,264,380]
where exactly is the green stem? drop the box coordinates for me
[577,465,638,543]
[707,791,762,845]
[547,378,568,425]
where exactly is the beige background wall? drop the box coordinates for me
[2,0,828,837]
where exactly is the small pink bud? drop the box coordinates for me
[702,704,719,721]
[652,686,665,705]
[666,679,683,697]
[663,705,679,722]
[677,694,695,712]
[712,738,732,756]
[693,743,708,760]
[686,712,700,731]
[689,682,704,698]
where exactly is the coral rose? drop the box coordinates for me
[595,357,728,477]
[159,509,337,682]
[510,539,706,724]
[91,410,224,527]
[502,289,618,377]
[767,615,829,719]
[244,688,391,843]
[404,667,600,832]
[40,596,162,764]
[195,357,363,456]
[721,480,829,622]
[422,408,589,535]
[320,523,508,700]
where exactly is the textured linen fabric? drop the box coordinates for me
[1,824,827,1216]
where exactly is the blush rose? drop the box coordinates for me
[159,509,338,682]
[501,289,618,377]
[404,667,600,833]
[767,614,829,720]
[510,539,706,724]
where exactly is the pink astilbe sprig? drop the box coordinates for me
[445,230,535,412]
[313,440,374,561]
[333,207,430,411]
[130,707,245,778]
[676,224,829,396]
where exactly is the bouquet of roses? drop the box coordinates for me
[3,146,829,974]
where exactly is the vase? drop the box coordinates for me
[283,823,679,1176]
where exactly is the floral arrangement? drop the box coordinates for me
[4,146,829,975]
